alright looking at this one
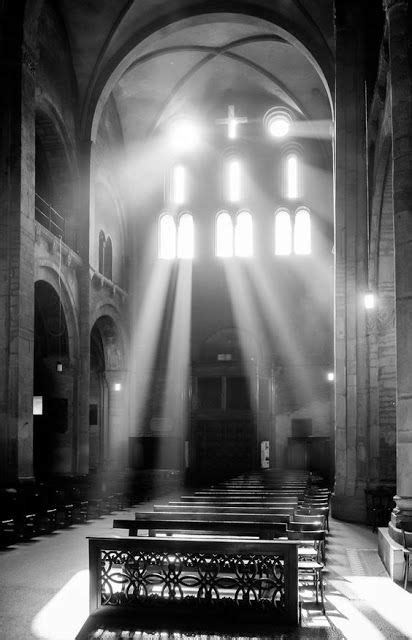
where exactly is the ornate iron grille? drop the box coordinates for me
[99,549,286,614]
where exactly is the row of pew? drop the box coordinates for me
[87,469,331,628]
[0,470,180,546]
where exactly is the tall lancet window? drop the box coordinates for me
[275,209,292,255]
[177,213,194,259]
[172,164,186,204]
[216,211,233,257]
[235,211,253,257]
[294,207,311,254]
[285,153,300,199]
[226,159,241,202]
[159,214,176,259]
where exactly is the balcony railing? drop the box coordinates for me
[35,193,78,253]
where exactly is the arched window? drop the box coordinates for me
[98,230,105,274]
[294,208,311,255]
[177,213,194,259]
[104,236,113,280]
[159,214,176,259]
[285,153,300,199]
[235,211,253,257]
[226,158,241,202]
[172,164,186,205]
[216,212,233,257]
[275,209,292,255]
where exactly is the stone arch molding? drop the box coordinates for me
[90,304,128,372]
[35,263,80,364]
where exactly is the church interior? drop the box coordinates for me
[1,0,412,638]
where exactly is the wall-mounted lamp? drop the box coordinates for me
[33,396,43,415]
[327,372,335,382]
[114,383,122,392]
[56,361,63,373]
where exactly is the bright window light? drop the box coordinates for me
[177,213,194,259]
[235,211,253,257]
[172,165,186,204]
[364,292,375,309]
[286,154,299,199]
[168,119,200,151]
[216,212,233,257]
[275,210,292,255]
[159,214,176,259]
[227,159,241,202]
[268,114,290,138]
[228,119,237,139]
[294,208,311,255]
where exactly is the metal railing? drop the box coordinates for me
[35,193,78,252]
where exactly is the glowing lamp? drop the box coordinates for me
[168,119,200,151]
[56,361,63,373]
[114,383,122,392]
[33,396,43,415]
[327,372,334,382]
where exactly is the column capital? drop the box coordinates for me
[382,0,408,14]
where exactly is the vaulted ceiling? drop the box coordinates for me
[54,1,335,143]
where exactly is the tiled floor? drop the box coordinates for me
[1,499,412,640]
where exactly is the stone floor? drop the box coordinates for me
[0,496,412,640]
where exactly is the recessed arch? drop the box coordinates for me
[34,264,80,363]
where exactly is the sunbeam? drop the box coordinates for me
[127,258,173,436]
[158,260,193,467]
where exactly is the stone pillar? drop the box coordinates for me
[0,16,37,483]
[333,1,370,520]
[74,141,92,474]
[383,0,412,536]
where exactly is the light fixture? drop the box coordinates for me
[364,292,375,310]
[168,119,200,151]
[56,361,63,373]
[327,372,334,382]
[33,396,43,415]
[114,383,122,392]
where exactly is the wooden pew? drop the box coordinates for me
[177,494,300,503]
[113,514,287,538]
[153,503,296,515]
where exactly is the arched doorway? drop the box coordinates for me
[33,280,70,478]
[89,315,126,471]
[191,328,265,481]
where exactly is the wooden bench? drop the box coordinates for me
[178,495,299,503]
[88,535,300,625]
[154,503,296,516]
[113,514,288,538]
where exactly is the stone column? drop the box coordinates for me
[74,141,92,474]
[333,1,370,520]
[383,0,412,536]
[0,17,37,483]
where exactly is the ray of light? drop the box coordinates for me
[158,260,193,468]
[31,570,89,640]
[127,258,173,436]
[291,119,333,140]
[221,260,266,415]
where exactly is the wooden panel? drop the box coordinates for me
[194,419,255,479]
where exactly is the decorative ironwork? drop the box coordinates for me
[99,549,286,613]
